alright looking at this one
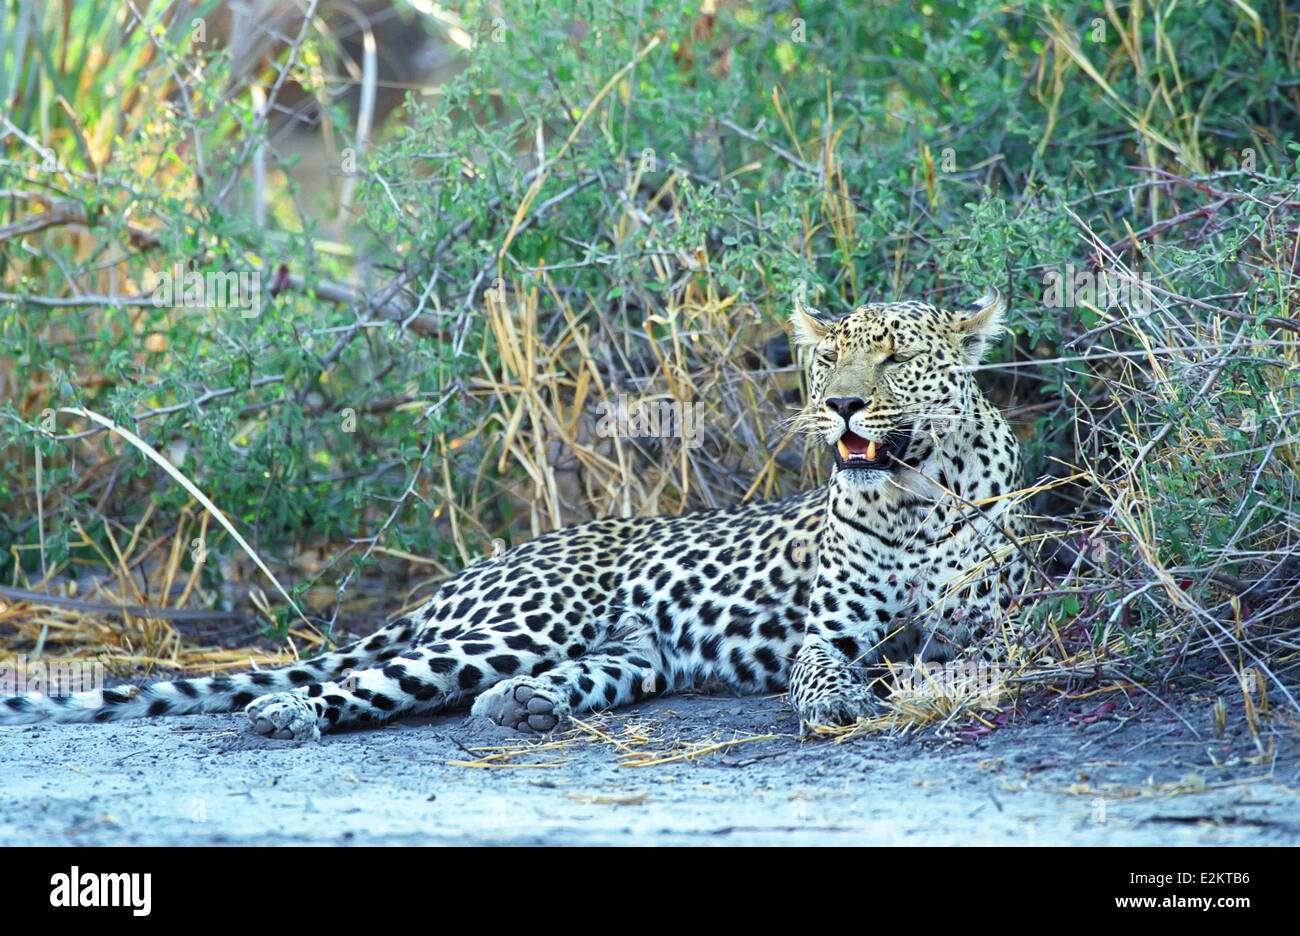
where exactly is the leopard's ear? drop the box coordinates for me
[951,288,1007,363]
[789,302,834,349]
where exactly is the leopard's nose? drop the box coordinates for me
[824,397,867,421]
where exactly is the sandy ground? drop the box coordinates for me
[2,691,1296,846]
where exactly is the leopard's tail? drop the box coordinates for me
[0,614,419,726]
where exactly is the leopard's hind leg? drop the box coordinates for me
[470,643,667,733]
[245,632,671,740]
[246,631,565,739]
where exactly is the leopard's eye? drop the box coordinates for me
[817,347,838,366]
[886,351,918,365]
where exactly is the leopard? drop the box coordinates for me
[0,288,1028,740]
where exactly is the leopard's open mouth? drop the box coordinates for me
[833,428,910,471]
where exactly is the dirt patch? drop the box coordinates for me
[1,691,1295,845]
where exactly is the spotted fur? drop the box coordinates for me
[1,290,1028,739]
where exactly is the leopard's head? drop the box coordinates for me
[789,289,1007,485]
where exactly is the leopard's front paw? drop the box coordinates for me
[470,679,571,734]
[246,691,322,742]
[789,635,877,738]
[793,685,876,739]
